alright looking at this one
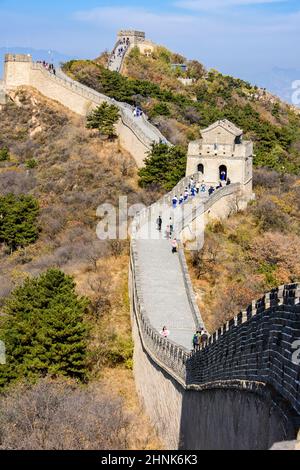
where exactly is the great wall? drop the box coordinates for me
[1,35,300,450]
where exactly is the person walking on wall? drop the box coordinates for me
[160,326,170,338]
[157,216,163,232]
[165,225,171,240]
[171,238,178,254]
[192,332,200,350]
[201,330,209,345]
[169,217,174,235]
[184,188,189,202]
[172,195,178,209]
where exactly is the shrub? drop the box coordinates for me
[87,103,120,139]
[0,147,10,162]
[0,194,39,250]
[150,102,170,117]
[0,269,89,387]
[25,159,37,169]
[0,378,131,450]
[251,198,290,232]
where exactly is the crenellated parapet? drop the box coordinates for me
[187,284,300,416]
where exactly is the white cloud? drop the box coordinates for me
[175,0,288,10]
[73,6,194,29]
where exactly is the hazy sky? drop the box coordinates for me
[0,0,299,82]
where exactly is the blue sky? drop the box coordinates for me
[0,0,299,87]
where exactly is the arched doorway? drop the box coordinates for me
[219,165,227,182]
[197,163,204,175]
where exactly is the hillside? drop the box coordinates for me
[1,44,300,449]
[0,88,161,449]
[63,45,300,174]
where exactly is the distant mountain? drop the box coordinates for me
[0,47,74,79]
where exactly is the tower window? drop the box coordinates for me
[219,165,227,182]
[197,164,204,174]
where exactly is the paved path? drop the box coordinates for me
[134,193,208,351]
[137,239,196,350]
[108,52,124,72]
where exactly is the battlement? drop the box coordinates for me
[118,30,145,40]
[5,53,32,63]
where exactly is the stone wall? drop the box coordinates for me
[130,175,300,448]
[130,239,300,448]
[3,56,167,167]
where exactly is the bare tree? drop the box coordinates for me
[0,378,133,450]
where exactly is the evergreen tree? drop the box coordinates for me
[86,102,120,139]
[0,269,89,388]
[138,143,187,191]
[0,194,39,250]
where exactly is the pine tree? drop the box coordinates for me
[0,194,39,250]
[86,102,120,139]
[0,269,89,388]
[138,143,187,191]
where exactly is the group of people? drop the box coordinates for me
[156,216,178,252]
[172,176,231,208]
[160,326,209,351]
[133,106,143,117]
[117,38,130,58]
[108,38,131,67]
[192,328,209,350]
[37,61,56,75]
[171,177,206,209]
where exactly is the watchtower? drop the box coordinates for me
[118,30,146,46]
[187,119,253,196]
[4,54,33,89]
[116,30,155,56]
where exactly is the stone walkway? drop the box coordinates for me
[136,239,196,351]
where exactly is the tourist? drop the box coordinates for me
[226,178,231,186]
[201,330,209,345]
[220,171,227,182]
[157,216,162,232]
[191,186,196,197]
[208,186,215,196]
[172,195,178,209]
[192,332,200,350]
[169,217,174,235]
[171,238,178,254]
[165,225,171,240]
[197,329,203,344]
[196,182,201,194]
[179,194,184,205]
[160,326,170,338]
[184,189,189,202]
[201,183,206,193]
[189,177,195,189]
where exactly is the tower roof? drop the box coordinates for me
[202,119,243,137]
